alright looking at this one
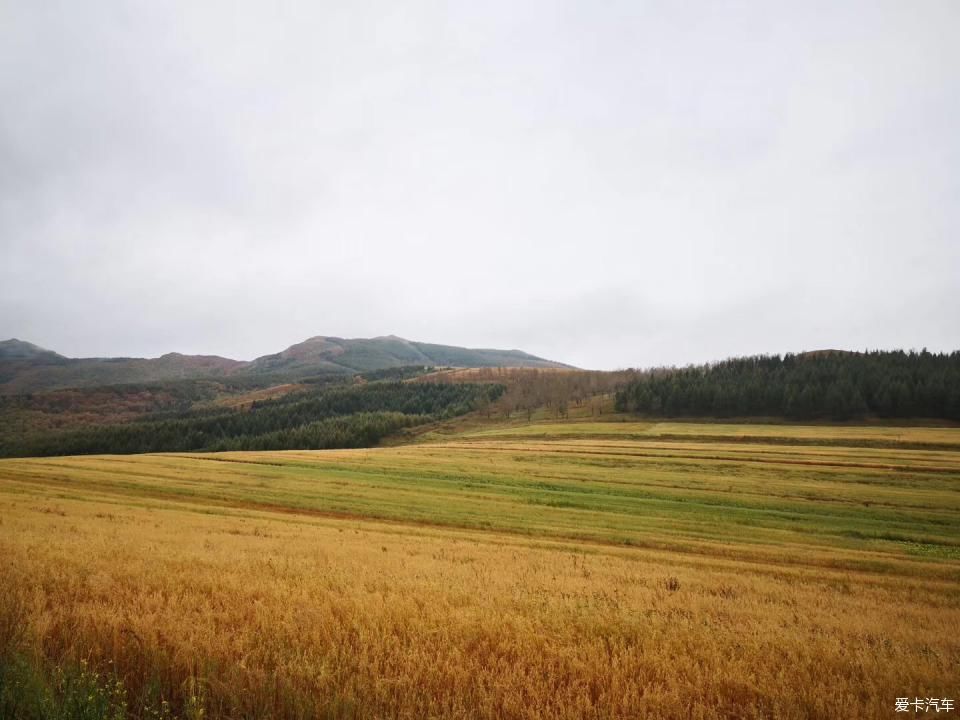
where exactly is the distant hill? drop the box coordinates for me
[0,335,571,394]
[0,339,67,363]
[247,335,567,375]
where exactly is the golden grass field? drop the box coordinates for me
[1,420,959,718]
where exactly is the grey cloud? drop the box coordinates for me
[1,0,957,367]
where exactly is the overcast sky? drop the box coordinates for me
[1,1,957,370]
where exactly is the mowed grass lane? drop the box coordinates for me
[458,419,960,447]
[2,422,959,572]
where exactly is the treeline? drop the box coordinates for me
[0,378,224,414]
[417,367,641,419]
[1,382,503,457]
[205,412,421,452]
[615,350,960,420]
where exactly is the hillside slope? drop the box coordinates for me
[0,336,570,393]
[247,336,569,375]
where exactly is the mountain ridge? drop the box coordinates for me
[0,335,572,394]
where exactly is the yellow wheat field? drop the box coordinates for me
[1,422,959,718]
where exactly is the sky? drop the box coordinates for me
[1,1,958,370]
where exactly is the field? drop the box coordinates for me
[1,420,959,718]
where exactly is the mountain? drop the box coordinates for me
[247,335,567,375]
[0,336,570,394]
[0,339,67,363]
[0,348,243,395]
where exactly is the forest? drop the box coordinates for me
[615,350,960,420]
[0,381,503,457]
